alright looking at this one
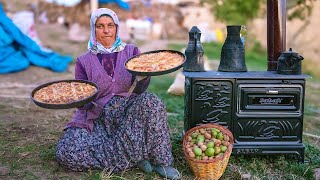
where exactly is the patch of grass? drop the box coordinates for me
[245,50,267,71]
[84,170,102,180]
[39,144,56,161]
[19,171,40,180]
[302,58,320,78]
[149,74,184,115]
[0,140,12,167]
[167,44,186,53]
[226,143,319,180]
[0,104,6,110]
[12,144,37,154]
[0,139,9,150]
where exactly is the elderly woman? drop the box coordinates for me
[56,8,180,179]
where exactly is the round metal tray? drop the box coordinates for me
[125,49,186,76]
[31,79,99,109]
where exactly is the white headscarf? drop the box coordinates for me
[88,8,126,54]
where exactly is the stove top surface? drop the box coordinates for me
[183,71,310,79]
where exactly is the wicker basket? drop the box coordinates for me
[183,124,234,180]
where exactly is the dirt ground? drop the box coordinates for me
[0,22,78,178]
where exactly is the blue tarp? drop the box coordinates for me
[44,0,130,10]
[0,5,72,74]
[99,0,130,10]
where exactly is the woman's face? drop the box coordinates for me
[95,15,117,48]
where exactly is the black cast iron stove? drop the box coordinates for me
[183,0,307,162]
[184,71,307,162]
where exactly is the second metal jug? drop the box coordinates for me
[218,25,247,72]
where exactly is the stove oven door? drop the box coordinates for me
[235,84,304,145]
[237,84,303,116]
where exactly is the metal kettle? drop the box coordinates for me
[277,48,304,75]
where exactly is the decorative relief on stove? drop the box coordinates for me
[194,81,232,124]
[238,120,300,140]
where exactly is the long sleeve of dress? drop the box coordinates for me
[75,58,88,80]
[75,58,93,110]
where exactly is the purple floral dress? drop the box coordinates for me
[56,92,173,172]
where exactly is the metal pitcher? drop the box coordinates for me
[218,25,247,72]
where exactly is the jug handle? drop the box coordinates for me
[289,55,304,69]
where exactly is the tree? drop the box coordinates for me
[200,0,262,25]
[287,0,315,20]
[200,0,316,49]
[200,0,315,25]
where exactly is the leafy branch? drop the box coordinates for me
[200,0,314,24]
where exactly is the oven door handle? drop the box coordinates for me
[266,90,279,94]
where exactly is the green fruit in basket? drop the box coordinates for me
[212,131,218,138]
[221,145,227,153]
[191,138,197,144]
[214,146,221,155]
[196,156,202,160]
[205,147,215,157]
[196,135,205,143]
[191,132,198,138]
[197,134,205,140]
[217,133,224,141]
[211,128,220,133]
[196,138,204,145]
[207,142,215,148]
[193,147,202,156]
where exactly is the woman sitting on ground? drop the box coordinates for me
[55,8,181,180]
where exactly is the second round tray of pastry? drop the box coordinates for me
[125,50,186,76]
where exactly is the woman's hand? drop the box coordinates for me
[136,76,149,81]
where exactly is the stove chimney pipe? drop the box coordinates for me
[267,0,286,71]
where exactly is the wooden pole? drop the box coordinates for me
[90,0,98,13]
[267,0,286,71]
[267,0,280,71]
[281,0,287,52]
